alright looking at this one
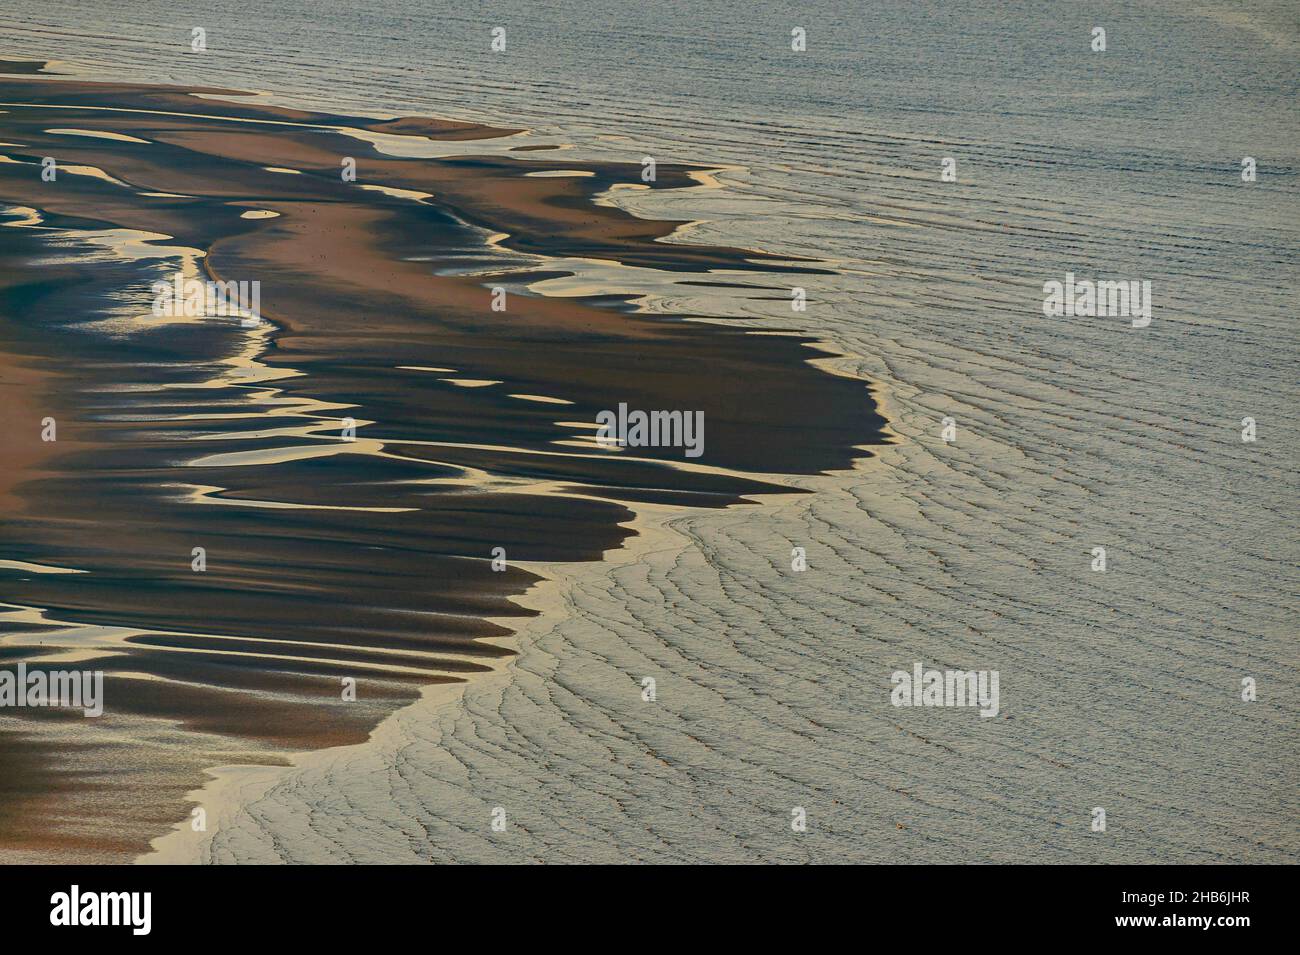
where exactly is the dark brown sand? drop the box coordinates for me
[0,70,887,861]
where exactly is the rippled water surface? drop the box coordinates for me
[1,1,1297,862]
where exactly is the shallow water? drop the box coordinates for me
[2,0,1298,862]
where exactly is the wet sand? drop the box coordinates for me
[0,59,54,75]
[0,66,886,861]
